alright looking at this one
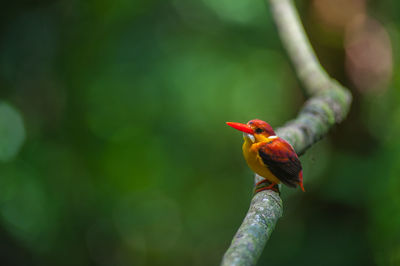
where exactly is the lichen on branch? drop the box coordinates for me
[222,187,282,266]
[221,0,352,265]
[278,83,351,155]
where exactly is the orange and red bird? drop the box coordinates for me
[226,119,304,193]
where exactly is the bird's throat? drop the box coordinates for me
[243,133,255,143]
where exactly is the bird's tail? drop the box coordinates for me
[298,170,305,192]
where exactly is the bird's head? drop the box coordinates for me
[226,119,276,143]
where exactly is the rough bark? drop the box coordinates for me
[221,0,352,265]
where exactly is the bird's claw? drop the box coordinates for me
[254,179,279,194]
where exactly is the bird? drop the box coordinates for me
[226,119,304,193]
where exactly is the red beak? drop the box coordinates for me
[226,122,254,134]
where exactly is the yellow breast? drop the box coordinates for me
[242,137,281,184]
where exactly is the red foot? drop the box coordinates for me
[255,179,269,187]
[254,182,279,193]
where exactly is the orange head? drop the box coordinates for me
[226,119,276,139]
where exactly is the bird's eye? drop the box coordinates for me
[255,128,263,133]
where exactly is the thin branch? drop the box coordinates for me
[269,0,332,96]
[221,0,352,265]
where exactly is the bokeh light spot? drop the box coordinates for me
[202,0,266,25]
[345,16,393,93]
[0,102,25,162]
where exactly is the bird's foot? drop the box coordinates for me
[254,179,279,194]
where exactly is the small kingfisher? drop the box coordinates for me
[226,119,304,193]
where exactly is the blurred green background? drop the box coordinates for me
[0,0,400,265]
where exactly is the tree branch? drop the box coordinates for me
[221,0,352,265]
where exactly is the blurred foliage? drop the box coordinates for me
[0,103,25,162]
[0,0,400,265]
